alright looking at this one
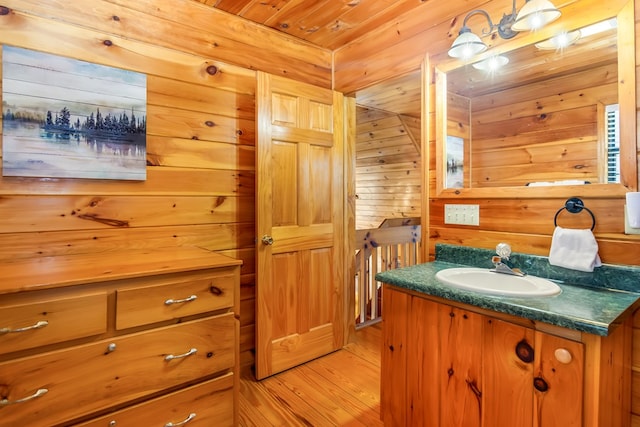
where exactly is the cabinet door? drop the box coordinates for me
[407,296,440,426]
[439,304,483,427]
[381,285,410,426]
[483,318,534,427]
[533,331,584,426]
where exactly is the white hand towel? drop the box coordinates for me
[549,226,602,272]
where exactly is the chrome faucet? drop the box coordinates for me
[491,243,526,277]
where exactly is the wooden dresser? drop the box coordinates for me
[0,247,241,427]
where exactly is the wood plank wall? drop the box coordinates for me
[0,0,331,367]
[355,106,421,229]
[469,63,617,187]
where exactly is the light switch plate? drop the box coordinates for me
[444,204,479,226]
[624,205,640,235]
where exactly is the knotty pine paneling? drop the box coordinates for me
[2,0,331,89]
[468,64,617,187]
[356,106,421,230]
[0,0,333,366]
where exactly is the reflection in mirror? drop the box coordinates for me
[441,18,619,189]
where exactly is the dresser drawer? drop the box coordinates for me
[0,313,236,427]
[76,373,235,427]
[0,292,107,355]
[115,271,236,330]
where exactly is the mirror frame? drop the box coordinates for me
[434,0,637,199]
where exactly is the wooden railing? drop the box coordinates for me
[355,224,422,328]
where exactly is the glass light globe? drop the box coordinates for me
[448,29,487,60]
[512,0,561,32]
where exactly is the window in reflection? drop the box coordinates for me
[606,104,620,183]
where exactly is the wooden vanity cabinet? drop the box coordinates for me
[0,248,241,427]
[381,284,631,427]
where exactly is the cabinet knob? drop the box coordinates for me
[554,348,572,364]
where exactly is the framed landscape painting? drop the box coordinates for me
[445,135,464,189]
[2,46,147,180]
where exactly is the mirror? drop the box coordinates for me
[435,0,636,197]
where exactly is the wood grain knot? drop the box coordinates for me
[0,6,10,15]
[533,377,549,392]
[210,285,223,296]
[205,120,215,127]
[515,340,534,363]
[103,40,113,46]
[77,213,129,227]
[112,15,120,21]
[466,379,482,398]
[206,65,218,75]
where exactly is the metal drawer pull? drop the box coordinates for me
[0,388,48,406]
[164,295,197,305]
[0,320,48,335]
[164,412,196,427]
[164,347,197,361]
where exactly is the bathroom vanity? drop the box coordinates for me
[376,245,640,427]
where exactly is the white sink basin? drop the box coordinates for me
[435,267,561,297]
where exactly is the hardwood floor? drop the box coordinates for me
[239,324,382,426]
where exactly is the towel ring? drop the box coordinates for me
[553,197,596,230]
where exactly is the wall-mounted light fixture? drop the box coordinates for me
[448,0,561,61]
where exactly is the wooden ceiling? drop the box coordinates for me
[193,0,429,51]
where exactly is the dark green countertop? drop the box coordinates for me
[375,244,640,336]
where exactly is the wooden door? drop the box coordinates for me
[255,72,345,379]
